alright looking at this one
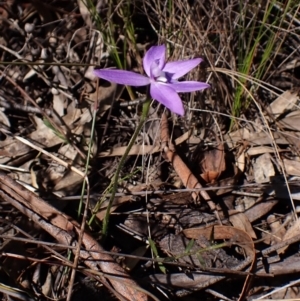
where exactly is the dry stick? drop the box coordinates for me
[0,190,124,301]
[0,172,149,301]
[66,176,90,301]
[148,256,253,297]
[262,233,300,257]
[0,97,54,115]
[0,218,71,265]
[15,136,85,177]
[160,113,220,220]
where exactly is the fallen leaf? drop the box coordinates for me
[253,153,275,183]
[229,210,257,239]
[183,225,256,300]
[225,128,300,148]
[279,110,300,131]
[247,146,284,156]
[266,214,286,252]
[278,218,300,254]
[183,225,255,259]
[267,90,298,118]
[95,195,133,220]
[283,158,300,177]
[77,0,92,27]
[244,199,278,222]
[193,137,226,183]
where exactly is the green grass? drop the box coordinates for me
[232,0,295,126]
[79,0,141,225]
[81,0,137,99]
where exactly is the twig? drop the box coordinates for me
[160,113,219,214]
[0,172,150,301]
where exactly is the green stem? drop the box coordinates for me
[102,98,151,235]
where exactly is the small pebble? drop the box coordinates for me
[24,23,35,33]
[49,36,57,47]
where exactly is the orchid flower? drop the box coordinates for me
[94,44,210,116]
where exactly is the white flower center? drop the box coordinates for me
[156,71,168,83]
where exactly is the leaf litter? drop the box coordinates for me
[0,1,300,301]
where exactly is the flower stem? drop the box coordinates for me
[102,98,151,235]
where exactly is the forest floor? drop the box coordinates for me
[1,1,300,300]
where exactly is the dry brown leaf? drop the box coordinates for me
[53,172,84,196]
[283,158,300,177]
[279,110,300,131]
[123,245,148,271]
[56,147,89,192]
[89,82,123,114]
[278,218,300,254]
[228,210,257,239]
[12,102,96,195]
[0,109,10,128]
[257,253,300,275]
[77,0,92,27]
[253,153,275,183]
[62,101,88,127]
[99,144,160,157]
[199,139,225,183]
[41,270,52,296]
[267,90,298,118]
[52,92,66,117]
[191,133,226,184]
[183,225,256,301]
[183,225,255,259]
[244,199,278,222]
[266,214,286,252]
[95,195,133,220]
[247,146,283,156]
[237,149,245,172]
[272,287,299,300]
[0,137,32,164]
[200,143,226,183]
[31,116,65,145]
[99,130,192,157]
[225,128,300,148]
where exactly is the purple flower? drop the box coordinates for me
[94,45,210,116]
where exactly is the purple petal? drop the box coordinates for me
[170,81,210,92]
[94,69,150,86]
[163,58,203,79]
[143,45,166,77]
[150,83,184,116]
